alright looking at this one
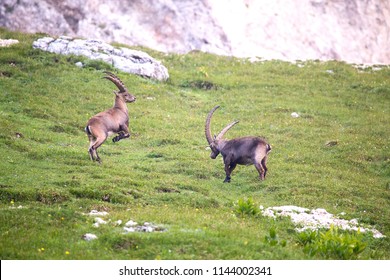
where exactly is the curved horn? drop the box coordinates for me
[103,71,127,93]
[205,105,220,144]
[216,120,239,141]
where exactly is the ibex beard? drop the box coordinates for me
[85,72,136,162]
[205,105,271,183]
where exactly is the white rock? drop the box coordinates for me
[0,39,19,47]
[82,233,98,241]
[291,112,300,118]
[349,218,359,225]
[32,37,169,81]
[94,217,107,225]
[372,230,385,239]
[88,210,109,216]
[125,220,138,227]
[262,205,385,238]
[142,226,154,232]
[123,227,135,233]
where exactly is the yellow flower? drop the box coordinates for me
[65,251,70,255]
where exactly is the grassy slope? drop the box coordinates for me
[0,28,389,259]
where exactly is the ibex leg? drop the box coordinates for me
[88,135,95,161]
[224,163,236,183]
[261,156,268,179]
[89,136,106,163]
[113,127,130,143]
[254,162,265,180]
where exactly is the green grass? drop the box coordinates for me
[0,28,389,259]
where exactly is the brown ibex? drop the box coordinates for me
[85,71,136,162]
[205,105,271,182]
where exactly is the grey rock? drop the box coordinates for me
[32,36,169,81]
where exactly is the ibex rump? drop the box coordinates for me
[85,72,136,162]
[205,105,271,182]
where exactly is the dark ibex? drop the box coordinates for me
[85,71,136,162]
[205,105,271,182]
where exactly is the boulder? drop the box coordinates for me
[32,36,169,81]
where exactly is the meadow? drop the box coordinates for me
[0,28,389,259]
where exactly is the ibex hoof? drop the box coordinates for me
[112,136,119,143]
[223,177,231,183]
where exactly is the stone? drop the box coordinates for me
[82,233,98,241]
[32,36,169,81]
[291,112,300,118]
[0,39,19,47]
[87,210,108,216]
[262,205,385,238]
[125,220,138,227]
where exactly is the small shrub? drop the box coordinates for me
[234,197,260,217]
[264,227,287,247]
[296,226,367,259]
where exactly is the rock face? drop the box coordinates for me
[1,0,389,64]
[32,36,169,81]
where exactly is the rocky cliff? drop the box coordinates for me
[1,0,389,64]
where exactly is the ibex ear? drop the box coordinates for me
[213,134,217,140]
[113,90,119,96]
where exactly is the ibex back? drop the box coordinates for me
[205,105,271,182]
[85,72,136,162]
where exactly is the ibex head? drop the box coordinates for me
[205,105,239,159]
[103,71,136,103]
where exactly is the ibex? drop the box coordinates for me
[205,105,271,182]
[85,71,136,162]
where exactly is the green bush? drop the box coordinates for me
[264,227,287,247]
[234,197,260,217]
[296,226,367,259]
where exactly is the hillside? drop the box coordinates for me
[0,28,389,260]
[1,0,389,64]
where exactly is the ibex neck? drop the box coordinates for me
[217,139,227,150]
[114,97,128,113]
